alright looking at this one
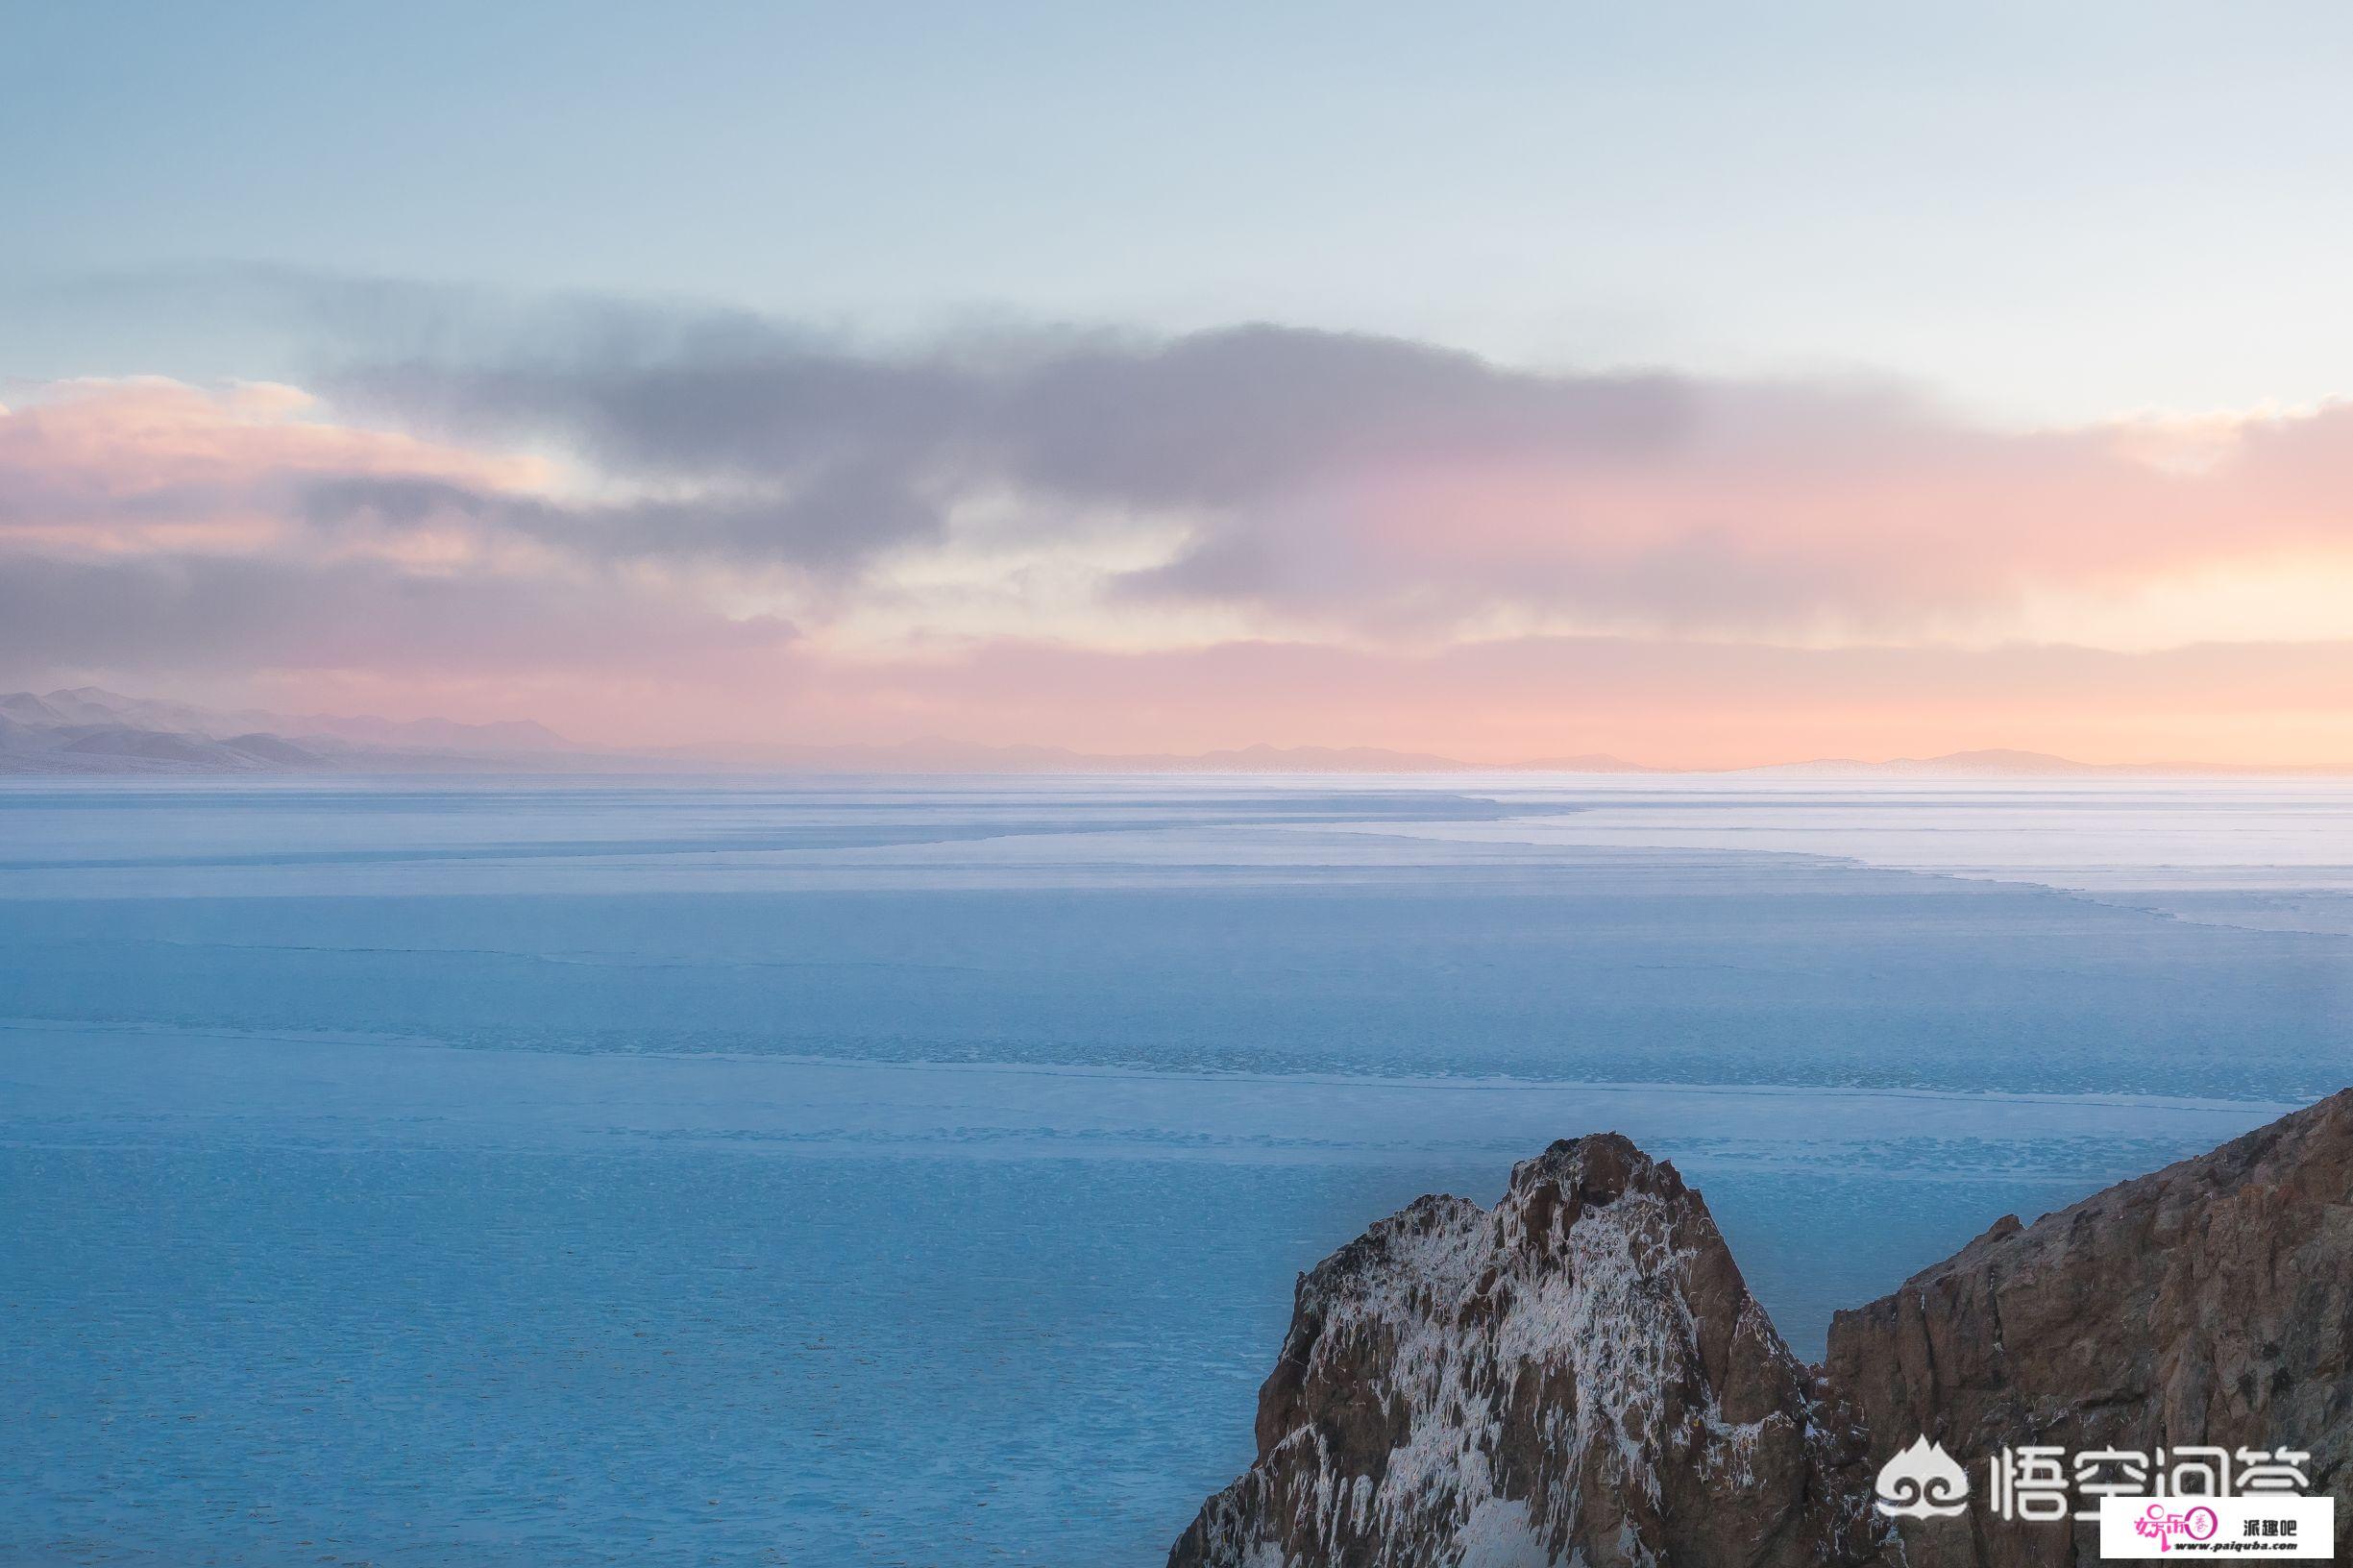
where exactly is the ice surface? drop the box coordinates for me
[1,776,2346,1565]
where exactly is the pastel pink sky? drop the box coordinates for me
[7,338,2352,769]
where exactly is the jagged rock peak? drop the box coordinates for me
[1170,1133,1884,1568]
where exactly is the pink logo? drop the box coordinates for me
[2132,1503,2220,1552]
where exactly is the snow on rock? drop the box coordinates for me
[1169,1134,1887,1568]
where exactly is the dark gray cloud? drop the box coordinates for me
[28,272,2350,644]
[293,462,943,572]
[330,317,1694,584]
[0,551,795,681]
[993,328,1687,505]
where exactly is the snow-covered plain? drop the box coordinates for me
[2,776,2345,1565]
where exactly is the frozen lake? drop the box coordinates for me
[3,775,2348,1564]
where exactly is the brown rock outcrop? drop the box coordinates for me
[1175,1091,2353,1567]
[1168,1134,1888,1568]
[1824,1087,2353,1566]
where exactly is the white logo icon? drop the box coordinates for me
[1875,1436,1971,1519]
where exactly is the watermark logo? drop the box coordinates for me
[1985,1445,2316,1523]
[1875,1435,1971,1519]
[1875,1435,2336,1556]
[2098,1495,2334,1557]
[2133,1502,2221,1551]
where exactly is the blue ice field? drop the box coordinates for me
[3,776,2348,1564]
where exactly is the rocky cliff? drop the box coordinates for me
[1168,1134,1886,1567]
[1174,1091,2353,1568]
[1826,1087,2353,1567]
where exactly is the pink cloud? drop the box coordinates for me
[237,633,2353,771]
[0,377,546,555]
[1128,384,2353,638]
[7,345,2353,769]
[341,322,2353,638]
[0,380,797,698]
[772,634,2353,768]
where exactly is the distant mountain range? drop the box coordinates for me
[0,688,2341,777]
[0,687,581,775]
[0,689,1658,776]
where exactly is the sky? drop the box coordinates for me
[5,1,2353,767]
